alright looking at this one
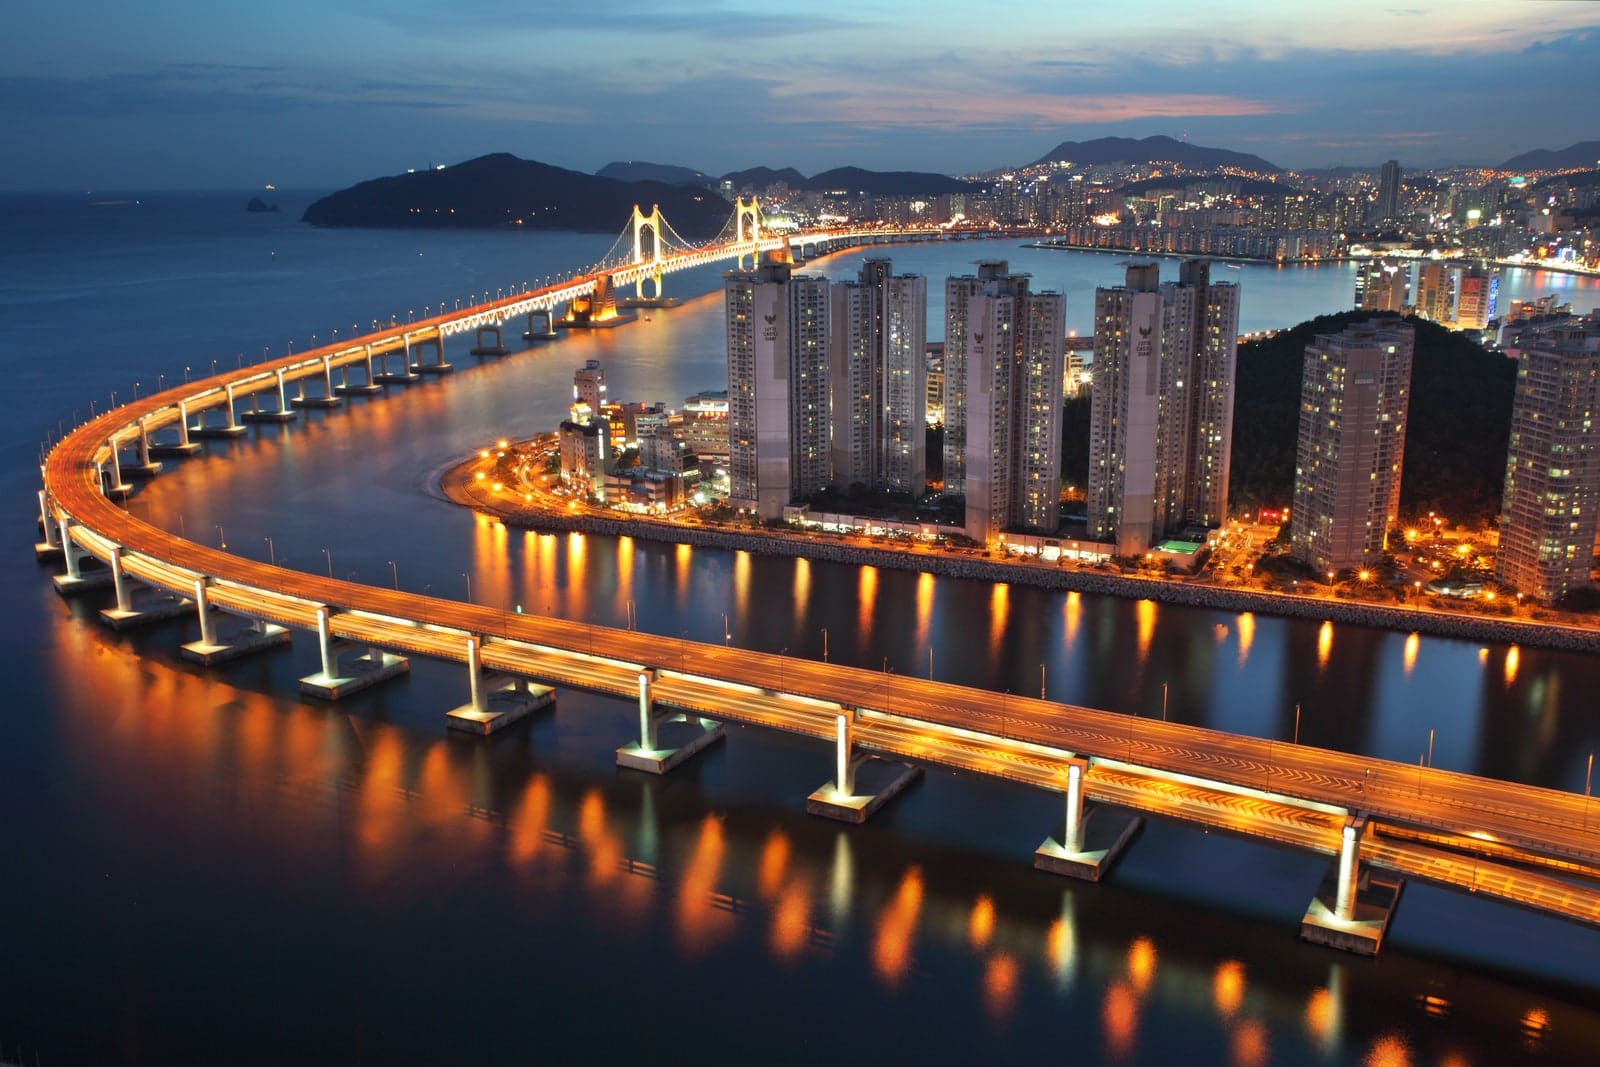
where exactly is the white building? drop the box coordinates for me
[725,252,831,519]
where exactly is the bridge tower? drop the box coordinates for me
[735,196,762,269]
[631,203,666,302]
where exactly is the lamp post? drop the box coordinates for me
[723,613,730,646]
[322,548,332,579]
[388,560,398,590]
[215,524,226,549]
[463,572,473,604]
[1294,703,1302,745]
[821,627,828,663]
[263,536,274,565]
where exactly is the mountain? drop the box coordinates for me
[1033,135,1281,174]
[1500,141,1600,172]
[721,166,809,191]
[596,160,711,185]
[720,165,972,196]
[804,166,972,195]
[302,153,731,236]
[1116,173,1298,198]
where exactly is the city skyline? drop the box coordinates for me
[4,3,1598,190]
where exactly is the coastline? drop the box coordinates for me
[440,455,1600,655]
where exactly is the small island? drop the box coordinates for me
[246,196,280,213]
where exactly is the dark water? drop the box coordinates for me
[3,192,1599,1064]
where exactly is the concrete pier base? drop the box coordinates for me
[241,409,296,423]
[618,297,681,309]
[415,362,454,375]
[562,313,637,330]
[34,541,63,562]
[521,330,559,342]
[807,758,923,823]
[180,619,291,665]
[100,590,194,630]
[373,371,421,385]
[121,460,164,479]
[445,678,555,735]
[147,442,203,458]
[299,649,410,700]
[616,715,725,773]
[469,344,509,356]
[1034,805,1144,882]
[1300,866,1405,957]
[334,381,383,396]
[190,424,248,439]
[289,395,342,409]
[53,568,113,596]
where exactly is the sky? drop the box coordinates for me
[4,0,1598,190]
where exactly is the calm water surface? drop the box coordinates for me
[3,192,1599,1064]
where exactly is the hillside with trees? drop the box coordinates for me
[1063,312,1519,526]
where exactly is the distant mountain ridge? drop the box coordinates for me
[596,161,710,185]
[302,153,729,235]
[722,165,973,196]
[1500,141,1600,172]
[1033,135,1281,174]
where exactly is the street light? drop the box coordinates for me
[388,560,398,590]
[215,524,226,549]
[263,536,275,565]
[322,548,332,578]
[821,627,829,663]
[462,572,473,603]
[723,613,730,646]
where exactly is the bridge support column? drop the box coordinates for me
[616,668,724,773]
[242,369,297,423]
[374,339,421,385]
[51,516,110,595]
[292,357,342,408]
[299,605,410,699]
[179,580,291,665]
[337,344,383,394]
[523,309,558,342]
[470,324,508,356]
[122,423,163,478]
[34,489,63,559]
[148,402,203,457]
[104,441,132,495]
[415,336,453,375]
[98,545,192,629]
[445,635,553,734]
[1299,813,1404,957]
[807,708,922,823]
[1034,758,1143,882]
[192,384,248,437]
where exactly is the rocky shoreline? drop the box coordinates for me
[442,462,1600,654]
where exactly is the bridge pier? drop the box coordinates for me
[522,309,558,342]
[179,579,290,665]
[102,449,132,497]
[1300,814,1404,957]
[241,368,297,423]
[617,668,724,773]
[191,383,248,438]
[148,402,203,458]
[1034,758,1142,881]
[807,708,921,822]
[291,357,342,408]
[120,424,163,479]
[445,635,553,734]
[373,342,420,385]
[412,335,452,374]
[51,516,111,595]
[336,343,384,395]
[34,490,63,560]
[298,606,410,699]
[97,545,193,629]
[469,324,508,356]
